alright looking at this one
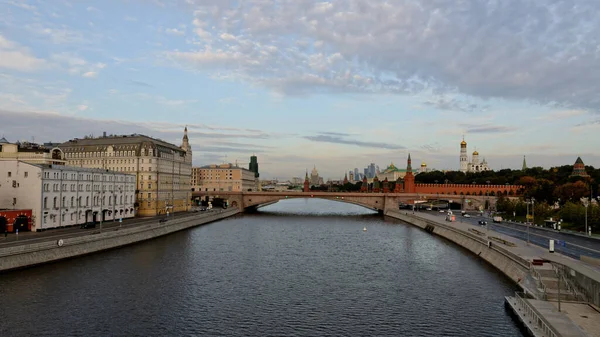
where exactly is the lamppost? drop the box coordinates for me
[581,197,590,236]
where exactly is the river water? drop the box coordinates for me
[0,199,523,336]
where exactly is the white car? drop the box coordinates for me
[463,214,471,218]
[439,209,445,213]
[426,207,432,211]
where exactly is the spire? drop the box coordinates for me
[522,155,527,170]
[305,169,309,180]
[407,153,413,172]
[181,126,190,151]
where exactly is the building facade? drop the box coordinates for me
[192,163,258,192]
[57,129,192,216]
[309,166,324,186]
[459,137,491,173]
[0,160,136,232]
[0,137,66,165]
[377,162,407,182]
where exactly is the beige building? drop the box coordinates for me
[192,163,257,192]
[57,129,192,216]
[0,138,66,165]
[376,162,407,182]
[0,160,136,232]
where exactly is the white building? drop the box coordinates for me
[459,137,491,173]
[0,160,136,232]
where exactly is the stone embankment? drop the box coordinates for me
[385,210,531,286]
[0,209,240,272]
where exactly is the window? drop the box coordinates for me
[44,197,48,209]
[62,197,66,207]
[24,172,28,178]
[71,196,74,207]
[13,197,17,205]
[147,193,151,199]
[53,197,57,209]
[8,171,12,177]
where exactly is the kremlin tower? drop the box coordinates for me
[404,153,416,193]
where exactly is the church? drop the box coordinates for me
[459,137,490,173]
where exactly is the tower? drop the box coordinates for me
[472,149,479,165]
[304,170,310,192]
[522,156,527,171]
[460,136,468,173]
[181,126,191,153]
[404,153,416,193]
[249,155,259,178]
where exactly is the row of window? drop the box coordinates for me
[43,171,134,182]
[43,183,133,192]
[43,208,134,225]
[43,195,132,209]
[6,171,28,178]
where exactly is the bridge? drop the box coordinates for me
[191,191,495,212]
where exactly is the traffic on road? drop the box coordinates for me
[424,209,600,260]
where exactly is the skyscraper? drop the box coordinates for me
[249,155,259,178]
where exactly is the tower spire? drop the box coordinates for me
[522,155,527,171]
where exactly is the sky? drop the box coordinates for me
[1,0,599,180]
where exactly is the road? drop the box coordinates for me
[0,209,227,248]
[422,210,600,260]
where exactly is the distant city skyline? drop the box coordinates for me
[1,1,599,179]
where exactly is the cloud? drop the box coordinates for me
[303,133,404,150]
[423,97,489,113]
[160,0,600,112]
[124,16,137,22]
[129,80,153,87]
[317,131,353,137]
[165,28,185,36]
[25,23,85,44]
[82,71,97,78]
[460,124,517,134]
[0,34,46,71]
[4,1,36,11]
[77,105,88,111]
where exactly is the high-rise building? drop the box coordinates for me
[57,128,192,216]
[249,155,259,178]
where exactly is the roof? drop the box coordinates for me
[59,134,185,154]
[382,162,407,173]
[575,157,584,165]
[0,137,9,144]
[196,163,253,172]
[13,161,135,175]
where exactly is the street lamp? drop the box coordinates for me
[581,197,590,236]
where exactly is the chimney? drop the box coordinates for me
[103,131,107,138]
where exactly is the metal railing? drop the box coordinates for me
[514,292,559,337]
[552,263,588,303]
[529,263,548,300]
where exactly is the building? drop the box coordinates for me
[0,160,136,232]
[570,157,590,178]
[0,137,66,165]
[0,209,32,233]
[522,156,527,170]
[420,162,428,174]
[309,166,324,186]
[459,137,491,173]
[57,129,192,216]
[192,163,258,192]
[377,162,407,182]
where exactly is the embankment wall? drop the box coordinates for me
[385,210,530,286]
[0,209,240,272]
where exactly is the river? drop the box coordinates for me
[0,199,523,336]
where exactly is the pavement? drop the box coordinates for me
[0,208,228,248]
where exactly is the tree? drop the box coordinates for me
[554,181,590,202]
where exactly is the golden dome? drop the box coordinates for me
[473,150,479,155]
[460,140,467,146]
[421,162,427,167]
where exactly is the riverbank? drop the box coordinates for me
[385,210,600,337]
[0,209,240,272]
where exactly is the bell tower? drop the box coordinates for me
[460,136,468,173]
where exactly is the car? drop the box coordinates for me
[159,218,168,223]
[463,214,471,218]
[426,207,432,211]
[80,222,96,229]
[478,220,487,226]
[439,209,445,213]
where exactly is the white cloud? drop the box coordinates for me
[4,1,36,11]
[165,28,185,36]
[52,53,106,77]
[77,104,89,111]
[82,71,97,78]
[0,34,46,71]
[162,0,600,112]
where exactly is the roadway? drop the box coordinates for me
[0,209,227,248]
[420,210,600,260]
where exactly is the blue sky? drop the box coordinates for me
[1,0,599,180]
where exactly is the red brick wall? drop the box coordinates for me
[414,184,522,196]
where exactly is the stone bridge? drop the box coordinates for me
[191,191,495,212]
